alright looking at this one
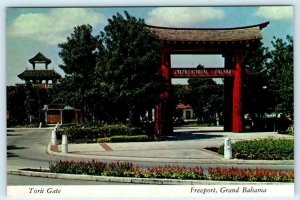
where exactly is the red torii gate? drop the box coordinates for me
[147,22,269,134]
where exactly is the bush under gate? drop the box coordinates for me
[59,123,151,143]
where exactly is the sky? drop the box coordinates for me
[6,6,293,85]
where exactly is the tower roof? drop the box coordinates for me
[28,52,51,65]
[17,69,61,80]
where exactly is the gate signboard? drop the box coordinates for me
[172,68,235,78]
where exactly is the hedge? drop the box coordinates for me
[49,161,294,182]
[59,124,144,143]
[95,135,149,143]
[109,135,149,142]
[218,138,294,160]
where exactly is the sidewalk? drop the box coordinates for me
[48,127,294,166]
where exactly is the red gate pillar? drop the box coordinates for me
[155,49,173,135]
[232,53,243,132]
[223,54,233,132]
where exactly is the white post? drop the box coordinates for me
[216,113,220,126]
[39,122,42,128]
[51,130,57,145]
[56,122,61,132]
[60,110,63,125]
[61,134,68,153]
[224,138,232,159]
[152,108,155,122]
[45,111,48,125]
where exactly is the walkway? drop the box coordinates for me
[49,127,294,166]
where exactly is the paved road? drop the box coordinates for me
[7,128,123,185]
[7,128,113,168]
[8,128,70,169]
[7,128,294,185]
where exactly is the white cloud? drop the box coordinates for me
[255,6,293,21]
[8,8,106,45]
[146,7,226,27]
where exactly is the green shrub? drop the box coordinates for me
[98,124,142,137]
[60,123,77,128]
[60,126,96,143]
[61,126,80,136]
[60,124,145,143]
[174,121,215,127]
[110,135,149,142]
[285,125,294,135]
[97,137,111,143]
[14,123,40,128]
[218,138,294,160]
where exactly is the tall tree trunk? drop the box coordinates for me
[128,103,139,127]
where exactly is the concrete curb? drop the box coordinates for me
[7,168,293,185]
[7,127,54,130]
[47,143,294,166]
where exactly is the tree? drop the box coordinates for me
[187,77,223,124]
[7,85,27,125]
[172,85,190,103]
[95,11,164,125]
[7,84,52,125]
[243,36,293,120]
[242,35,293,132]
[243,42,273,119]
[267,36,293,118]
[55,24,99,120]
[171,84,190,120]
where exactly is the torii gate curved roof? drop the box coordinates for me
[147,22,269,43]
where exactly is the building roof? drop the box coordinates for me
[42,104,80,111]
[29,52,51,65]
[147,22,269,42]
[177,103,192,109]
[18,69,61,80]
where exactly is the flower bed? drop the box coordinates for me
[49,161,204,180]
[218,138,294,160]
[208,167,294,182]
[49,161,294,182]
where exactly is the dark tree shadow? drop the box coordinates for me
[7,145,28,158]
[161,130,224,141]
[7,145,27,150]
[7,152,19,158]
[7,133,23,136]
